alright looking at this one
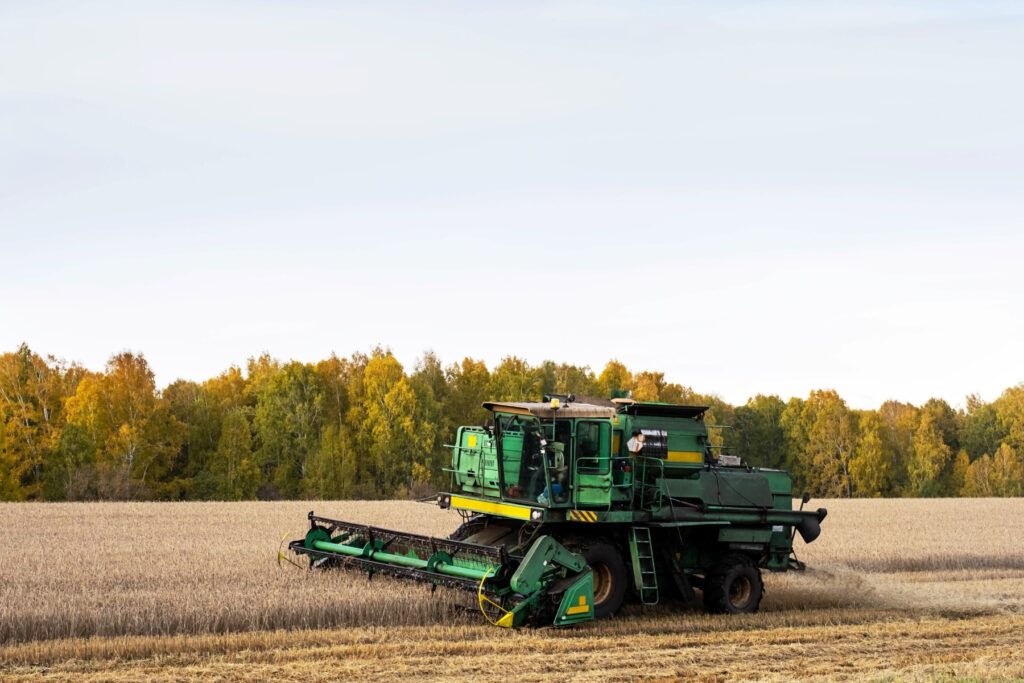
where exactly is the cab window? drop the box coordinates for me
[575,421,610,474]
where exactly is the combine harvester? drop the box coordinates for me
[286,396,827,628]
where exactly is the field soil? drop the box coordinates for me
[2,499,1023,681]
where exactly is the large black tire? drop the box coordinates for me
[702,554,763,614]
[579,541,628,620]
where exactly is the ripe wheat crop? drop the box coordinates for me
[2,498,1024,681]
[0,501,470,643]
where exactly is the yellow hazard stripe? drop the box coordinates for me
[569,510,598,522]
[667,450,704,463]
[450,495,534,520]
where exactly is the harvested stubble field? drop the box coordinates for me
[2,499,1023,682]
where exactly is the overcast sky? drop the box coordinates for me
[2,1,1022,409]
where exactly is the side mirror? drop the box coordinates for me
[801,492,811,505]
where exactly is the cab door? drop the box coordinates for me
[573,420,612,507]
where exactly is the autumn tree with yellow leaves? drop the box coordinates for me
[1,344,1022,501]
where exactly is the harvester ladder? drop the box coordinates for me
[629,526,659,605]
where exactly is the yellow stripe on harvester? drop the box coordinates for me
[450,495,534,520]
[666,450,704,463]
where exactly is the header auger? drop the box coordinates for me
[286,395,828,627]
[290,513,595,627]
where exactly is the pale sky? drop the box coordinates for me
[2,1,1022,410]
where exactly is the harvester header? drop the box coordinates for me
[287,395,827,627]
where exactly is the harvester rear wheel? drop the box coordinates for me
[702,554,763,614]
[579,542,627,620]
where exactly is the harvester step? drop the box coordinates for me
[629,527,659,605]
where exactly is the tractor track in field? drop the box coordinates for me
[2,612,1023,682]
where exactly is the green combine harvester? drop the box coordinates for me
[287,396,827,628]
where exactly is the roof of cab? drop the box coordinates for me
[482,400,710,420]
[482,401,617,419]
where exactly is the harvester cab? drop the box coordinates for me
[287,395,828,628]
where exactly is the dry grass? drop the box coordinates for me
[2,498,1024,681]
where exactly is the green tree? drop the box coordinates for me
[12,341,1024,502]
[307,354,358,497]
[595,360,631,398]
[59,370,112,499]
[963,454,992,497]
[0,344,80,500]
[360,354,429,495]
[691,393,736,454]
[849,411,890,496]
[960,394,1005,459]
[48,386,101,499]
[631,371,665,402]
[733,395,787,470]
[552,363,597,397]
[253,361,324,498]
[0,347,46,500]
[206,366,247,405]
[0,418,15,499]
[877,400,918,494]
[920,398,959,453]
[535,361,558,397]
[659,382,696,406]
[168,366,251,500]
[779,397,807,490]
[304,423,355,499]
[490,356,540,401]
[781,391,855,497]
[314,355,352,432]
[446,358,491,430]
[907,412,952,496]
[60,353,183,500]
[163,380,218,497]
[409,352,447,486]
[202,408,259,500]
[806,390,856,497]
[990,443,1023,497]
[994,385,1024,453]
[244,354,281,410]
[949,449,970,496]
[109,353,184,494]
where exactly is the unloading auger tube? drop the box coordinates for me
[288,512,596,628]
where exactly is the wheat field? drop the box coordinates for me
[2,498,1023,681]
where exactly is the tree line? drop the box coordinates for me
[1,343,1022,501]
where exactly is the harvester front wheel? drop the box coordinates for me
[579,541,627,619]
[702,554,763,615]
